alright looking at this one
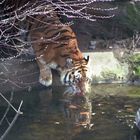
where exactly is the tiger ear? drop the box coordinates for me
[84,55,89,63]
[66,58,73,68]
[66,58,73,64]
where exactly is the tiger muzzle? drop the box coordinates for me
[74,77,91,96]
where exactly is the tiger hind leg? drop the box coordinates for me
[39,66,52,87]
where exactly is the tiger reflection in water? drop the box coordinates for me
[61,87,93,129]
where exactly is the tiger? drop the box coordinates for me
[23,3,91,94]
[31,25,90,94]
[2,0,91,94]
[30,25,87,86]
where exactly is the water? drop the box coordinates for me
[1,84,140,140]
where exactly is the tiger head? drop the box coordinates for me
[61,55,91,95]
[73,56,91,95]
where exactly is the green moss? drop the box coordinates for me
[129,53,140,76]
[129,53,140,62]
[101,70,117,80]
[134,66,140,76]
[126,87,140,97]
[91,84,140,98]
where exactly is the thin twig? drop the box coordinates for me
[0,92,23,114]
[0,92,13,125]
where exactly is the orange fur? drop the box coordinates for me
[31,26,84,68]
[29,22,87,87]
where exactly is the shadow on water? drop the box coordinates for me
[1,84,140,140]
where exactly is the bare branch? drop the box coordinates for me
[0,92,23,114]
[0,100,23,140]
[0,92,14,126]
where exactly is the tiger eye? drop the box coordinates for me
[78,70,81,73]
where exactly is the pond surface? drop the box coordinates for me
[1,84,140,140]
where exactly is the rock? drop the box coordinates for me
[88,41,96,50]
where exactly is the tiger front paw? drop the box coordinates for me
[39,77,52,87]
